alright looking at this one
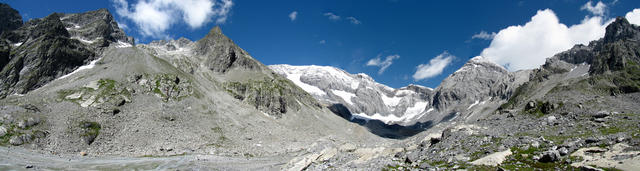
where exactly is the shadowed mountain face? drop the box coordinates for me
[0,3,21,35]
[0,7,133,98]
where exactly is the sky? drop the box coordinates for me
[2,0,640,89]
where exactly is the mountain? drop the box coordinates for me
[0,4,383,170]
[377,17,640,170]
[1,3,639,170]
[270,17,640,170]
[269,64,435,138]
[270,56,530,130]
[269,64,433,124]
[0,8,134,98]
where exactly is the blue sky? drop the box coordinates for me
[3,0,640,88]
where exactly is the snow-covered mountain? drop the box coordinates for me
[269,65,434,125]
[270,56,530,126]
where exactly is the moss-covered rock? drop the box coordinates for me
[79,121,100,145]
[57,79,132,108]
[131,73,194,101]
[224,77,319,118]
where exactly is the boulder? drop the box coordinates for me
[538,150,560,163]
[0,126,7,137]
[558,147,569,156]
[9,136,23,145]
[592,111,610,118]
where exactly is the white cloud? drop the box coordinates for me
[625,9,640,25]
[480,9,611,71]
[581,1,607,16]
[319,40,326,44]
[324,12,341,21]
[471,31,496,40]
[412,52,454,81]
[289,11,298,21]
[112,0,233,38]
[117,20,129,30]
[367,54,400,74]
[346,17,361,24]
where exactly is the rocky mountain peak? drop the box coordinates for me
[59,8,134,48]
[0,3,22,34]
[210,26,223,35]
[30,13,70,39]
[461,56,507,73]
[603,17,639,43]
[195,26,264,73]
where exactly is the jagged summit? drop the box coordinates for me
[0,3,22,34]
[194,26,265,73]
[604,17,639,43]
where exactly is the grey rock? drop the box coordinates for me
[17,120,26,129]
[558,147,569,156]
[418,162,431,169]
[9,136,23,145]
[538,150,560,163]
[531,141,540,148]
[593,118,606,123]
[547,116,556,123]
[26,117,39,127]
[592,111,610,118]
[585,138,600,144]
[0,126,7,137]
[405,152,420,163]
[580,165,604,171]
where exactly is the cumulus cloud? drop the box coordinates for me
[324,12,341,21]
[112,0,233,38]
[289,11,298,21]
[581,1,607,16]
[318,40,326,44]
[471,31,496,40]
[366,54,400,74]
[480,9,611,71]
[413,52,454,81]
[626,9,640,25]
[346,17,361,24]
